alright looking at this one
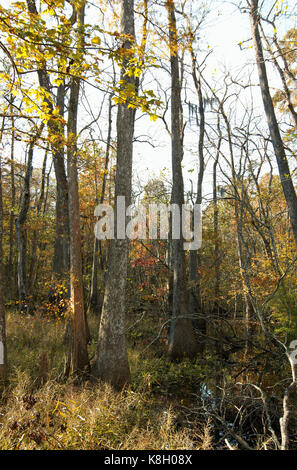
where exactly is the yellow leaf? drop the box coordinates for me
[91,37,101,45]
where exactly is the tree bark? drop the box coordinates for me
[166,0,199,360]
[67,2,89,375]
[15,127,43,314]
[0,147,7,383]
[26,0,69,280]
[259,24,297,131]
[95,0,138,389]
[249,0,297,249]
[8,100,16,295]
[189,49,206,350]
[29,147,48,297]
[213,117,222,303]
[89,93,113,316]
[52,84,69,279]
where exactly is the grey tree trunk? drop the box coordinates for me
[0,152,7,383]
[89,93,113,316]
[8,102,16,294]
[213,117,222,303]
[15,127,43,314]
[95,0,137,389]
[189,52,205,350]
[52,84,69,279]
[249,0,297,249]
[259,24,297,131]
[67,2,89,376]
[166,0,199,360]
[29,148,48,297]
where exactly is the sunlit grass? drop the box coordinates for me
[0,310,209,450]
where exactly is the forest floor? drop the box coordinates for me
[0,308,290,450]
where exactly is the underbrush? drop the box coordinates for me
[1,310,294,450]
[0,311,211,450]
[0,374,210,450]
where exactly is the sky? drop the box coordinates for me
[132,0,297,206]
[1,0,296,207]
[132,1,256,199]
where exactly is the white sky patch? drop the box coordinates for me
[1,0,296,207]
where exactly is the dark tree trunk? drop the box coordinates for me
[189,49,206,350]
[26,0,70,280]
[89,92,113,316]
[0,152,7,383]
[52,84,69,279]
[67,2,89,376]
[8,105,16,295]
[259,24,297,131]
[166,0,199,360]
[249,0,297,249]
[16,128,42,314]
[213,117,222,303]
[29,148,48,296]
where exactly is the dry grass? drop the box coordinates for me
[0,311,211,450]
[0,375,199,450]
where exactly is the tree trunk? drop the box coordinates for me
[166,0,199,360]
[89,93,113,316]
[8,103,16,296]
[189,50,206,350]
[29,147,48,296]
[259,24,297,131]
[67,2,89,376]
[249,0,297,249]
[0,150,7,383]
[52,84,69,279]
[16,128,42,314]
[26,0,69,280]
[213,117,222,303]
[95,0,137,389]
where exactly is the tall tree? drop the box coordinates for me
[248,0,297,249]
[15,125,43,314]
[26,0,69,280]
[166,0,198,360]
[67,0,89,375]
[0,129,7,383]
[7,96,16,294]
[213,116,222,304]
[188,44,206,350]
[28,146,48,295]
[89,92,113,316]
[95,0,138,388]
